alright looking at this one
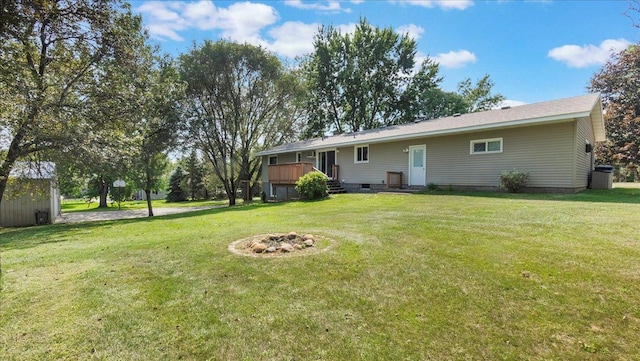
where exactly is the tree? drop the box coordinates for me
[589,43,640,179]
[0,0,147,206]
[402,59,469,121]
[302,18,416,137]
[180,40,301,206]
[182,150,206,200]
[166,166,187,202]
[457,74,506,113]
[128,56,185,216]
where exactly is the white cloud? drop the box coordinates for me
[391,0,473,10]
[137,1,188,41]
[433,50,477,69]
[284,0,352,13]
[336,23,358,35]
[548,38,631,68]
[396,24,424,40]
[137,1,279,44]
[267,21,321,58]
[147,23,185,41]
[182,0,217,29]
[216,2,279,43]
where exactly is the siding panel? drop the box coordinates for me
[0,180,52,227]
[337,141,413,185]
[426,122,576,188]
[574,116,595,189]
[262,120,583,191]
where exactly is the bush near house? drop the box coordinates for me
[499,169,530,193]
[295,171,328,200]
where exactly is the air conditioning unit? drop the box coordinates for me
[306,150,316,158]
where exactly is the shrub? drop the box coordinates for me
[427,182,438,191]
[295,171,328,200]
[499,169,530,193]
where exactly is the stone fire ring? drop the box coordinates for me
[228,232,334,258]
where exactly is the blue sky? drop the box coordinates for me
[133,0,639,106]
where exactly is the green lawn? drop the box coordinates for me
[61,198,228,213]
[2,189,640,360]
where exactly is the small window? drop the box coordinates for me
[355,145,369,163]
[470,138,503,154]
[268,155,278,165]
[296,152,302,162]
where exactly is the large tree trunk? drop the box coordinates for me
[98,179,109,208]
[145,167,154,216]
[0,123,30,206]
[0,156,17,207]
[225,179,236,206]
[0,161,14,207]
[145,189,154,217]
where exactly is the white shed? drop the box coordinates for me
[0,162,61,227]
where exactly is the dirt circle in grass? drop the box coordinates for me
[228,232,334,258]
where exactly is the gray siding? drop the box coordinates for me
[261,118,591,192]
[0,180,57,227]
[425,121,576,188]
[336,121,579,189]
[574,116,595,189]
[337,141,412,186]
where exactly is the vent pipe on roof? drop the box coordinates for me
[501,106,511,110]
[453,113,461,117]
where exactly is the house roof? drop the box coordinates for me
[9,161,56,179]
[256,93,605,156]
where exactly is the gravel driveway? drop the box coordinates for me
[56,206,220,224]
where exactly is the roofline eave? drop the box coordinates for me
[255,111,593,157]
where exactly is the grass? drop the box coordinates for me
[61,198,228,213]
[1,188,640,360]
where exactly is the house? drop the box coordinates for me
[0,162,61,227]
[256,93,605,198]
[133,189,167,201]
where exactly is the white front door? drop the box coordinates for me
[409,145,426,186]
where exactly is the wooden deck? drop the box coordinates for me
[267,162,315,184]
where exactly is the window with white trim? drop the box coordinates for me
[354,145,369,163]
[470,138,503,154]
[268,155,278,165]
[296,152,302,162]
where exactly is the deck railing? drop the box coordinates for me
[267,162,315,184]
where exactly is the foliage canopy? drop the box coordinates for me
[590,43,640,179]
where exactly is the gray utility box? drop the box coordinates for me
[591,165,613,189]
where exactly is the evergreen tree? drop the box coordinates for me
[183,151,206,200]
[166,166,187,202]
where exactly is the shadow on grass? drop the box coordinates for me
[419,187,640,204]
[0,202,286,251]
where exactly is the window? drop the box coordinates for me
[296,152,302,162]
[268,155,278,165]
[470,138,502,154]
[355,145,369,163]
